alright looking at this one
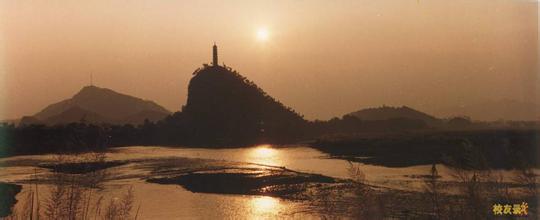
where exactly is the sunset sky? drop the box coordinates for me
[1,0,538,120]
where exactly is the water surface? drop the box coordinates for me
[1,145,511,219]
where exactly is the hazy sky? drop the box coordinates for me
[1,0,538,120]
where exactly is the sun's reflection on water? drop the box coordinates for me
[249,196,281,216]
[248,145,280,166]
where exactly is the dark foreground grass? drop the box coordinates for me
[0,183,21,217]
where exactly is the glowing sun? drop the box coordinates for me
[256,27,270,42]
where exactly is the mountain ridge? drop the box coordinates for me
[347,105,441,126]
[22,86,171,125]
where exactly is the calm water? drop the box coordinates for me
[0,145,462,219]
[108,145,455,187]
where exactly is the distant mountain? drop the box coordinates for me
[434,99,539,121]
[18,116,41,126]
[347,106,441,126]
[21,86,171,125]
[42,106,113,125]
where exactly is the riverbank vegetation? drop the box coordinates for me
[3,152,140,220]
[312,129,538,169]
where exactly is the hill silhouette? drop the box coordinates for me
[42,106,113,125]
[347,106,441,126]
[161,65,308,146]
[21,86,170,125]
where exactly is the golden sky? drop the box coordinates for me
[0,0,538,120]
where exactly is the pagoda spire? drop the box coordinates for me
[212,43,218,66]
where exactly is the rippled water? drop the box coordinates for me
[0,145,482,219]
[108,145,454,188]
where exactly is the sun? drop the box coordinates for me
[256,27,270,42]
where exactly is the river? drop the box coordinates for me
[0,145,472,219]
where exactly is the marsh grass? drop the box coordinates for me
[425,140,538,219]
[103,187,135,220]
[313,162,385,219]
[5,152,140,220]
[514,166,537,198]
[346,162,385,219]
[423,163,442,219]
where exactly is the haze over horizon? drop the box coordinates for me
[1,0,538,121]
